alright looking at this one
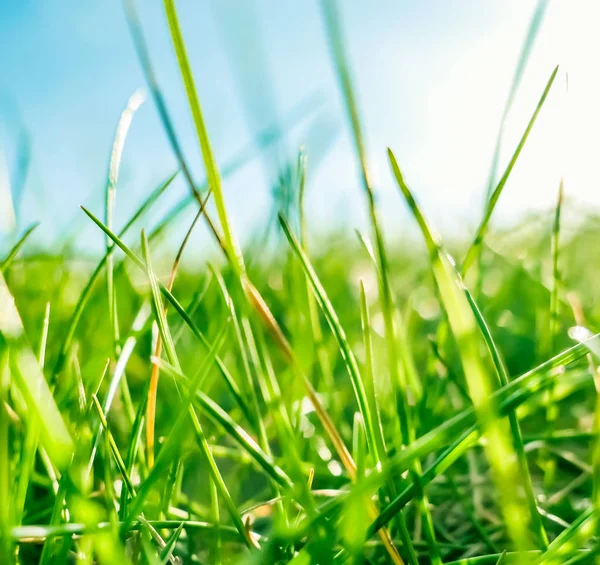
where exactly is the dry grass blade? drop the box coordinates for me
[147,206,203,468]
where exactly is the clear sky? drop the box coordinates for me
[0,1,597,254]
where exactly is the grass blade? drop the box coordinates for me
[533,507,595,565]
[462,65,559,275]
[0,223,38,272]
[162,0,244,274]
[465,288,549,548]
[81,205,254,425]
[105,89,145,355]
[155,357,292,490]
[390,148,542,553]
[160,522,184,564]
[146,208,203,468]
[484,0,550,201]
[0,272,73,470]
[279,214,407,565]
[278,214,377,461]
[14,301,51,526]
[53,170,178,378]
[0,344,11,562]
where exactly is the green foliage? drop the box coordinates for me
[1,1,595,563]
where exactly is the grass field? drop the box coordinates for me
[1,1,598,564]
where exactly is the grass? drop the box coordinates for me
[1,0,598,563]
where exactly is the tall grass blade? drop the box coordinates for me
[462,65,559,275]
[147,206,203,468]
[390,148,540,553]
[162,0,244,275]
[484,0,550,201]
[465,289,549,548]
[279,214,407,565]
[105,89,145,353]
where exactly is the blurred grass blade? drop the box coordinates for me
[14,301,51,525]
[550,180,564,355]
[485,0,550,201]
[0,223,38,273]
[0,272,73,470]
[0,346,11,561]
[465,288,548,548]
[212,1,284,176]
[390,148,535,552]
[462,65,559,275]
[543,180,565,489]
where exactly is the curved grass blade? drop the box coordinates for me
[278,214,378,461]
[105,89,145,353]
[0,223,38,272]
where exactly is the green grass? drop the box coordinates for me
[1,0,597,563]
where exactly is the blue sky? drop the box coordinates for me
[0,1,595,254]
